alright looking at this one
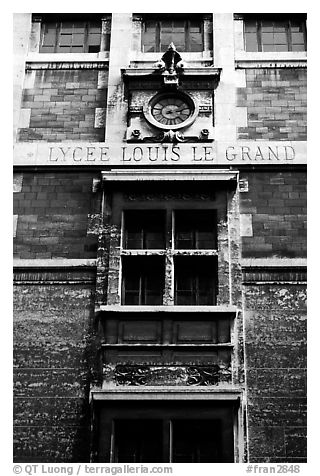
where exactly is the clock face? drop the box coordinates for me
[151,97,192,126]
[144,92,198,130]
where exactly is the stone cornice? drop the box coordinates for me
[235,52,307,69]
[241,258,307,268]
[122,66,221,78]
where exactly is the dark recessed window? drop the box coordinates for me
[175,256,218,305]
[114,420,163,463]
[104,403,235,463]
[40,20,103,53]
[122,257,164,305]
[123,210,166,249]
[244,17,307,52]
[142,18,203,52]
[175,210,217,249]
[172,420,222,462]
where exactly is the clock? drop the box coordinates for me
[144,92,198,130]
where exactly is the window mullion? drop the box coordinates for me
[83,22,89,53]
[54,22,60,53]
[156,21,161,52]
[257,20,262,52]
[185,20,189,51]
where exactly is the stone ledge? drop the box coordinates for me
[98,305,238,314]
[241,258,306,268]
[13,258,97,268]
[90,386,243,401]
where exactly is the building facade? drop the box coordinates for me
[13,13,307,463]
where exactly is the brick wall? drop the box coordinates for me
[240,171,307,258]
[13,172,100,259]
[244,283,307,462]
[13,283,97,462]
[237,68,307,141]
[17,69,107,142]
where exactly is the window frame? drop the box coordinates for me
[141,17,204,53]
[174,256,218,306]
[244,17,307,52]
[121,257,165,305]
[123,210,166,250]
[39,18,103,53]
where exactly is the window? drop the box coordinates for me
[40,19,103,53]
[244,16,307,52]
[123,210,165,249]
[142,18,203,52]
[121,208,219,306]
[175,210,217,249]
[122,257,165,305]
[97,401,236,462]
[175,256,218,305]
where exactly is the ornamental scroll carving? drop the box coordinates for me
[114,365,231,386]
[115,365,150,386]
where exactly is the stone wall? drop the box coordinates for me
[13,282,97,462]
[243,283,307,462]
[237,68,307,141]
[240,171,307,258]
[13,172,100,259]
[17,69,107,142]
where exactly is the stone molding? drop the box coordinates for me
[90,387,242,400]
[241,258,307,284]
[26,60,109,70]
[13,258,97,268]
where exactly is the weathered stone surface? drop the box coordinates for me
[13,283,96,461]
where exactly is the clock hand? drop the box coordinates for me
[173,107,189,113]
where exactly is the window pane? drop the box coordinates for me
[261,21,274,32]
[72,33,85,46]
[161,20,173,31]
[262,43,276,51]
[245,21,257,33]
[40,45,55,53]
[292,43,305,51]
[291,32,305,45]
[124,211,165,250]
[88,33,101,45]
[261,32,275,45]
[72,22,85,32]
[172,420,222,463]
[273,22,287,32]
[42,24,57,46]
[175,257,217,305]
[175,210,216,249]
[274,44,288,51]
[114,420,163,463]
[274,32,287,45]
[160,32,174,50]
[173,20,185,32]
[189,21,201,33]
[88,24,101,34]
[142,21,157,52]
[60,22,74,33]
[190,32,202,51]
[59,34,72,46]
[245,32,258,52]
[122,257,164,305]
